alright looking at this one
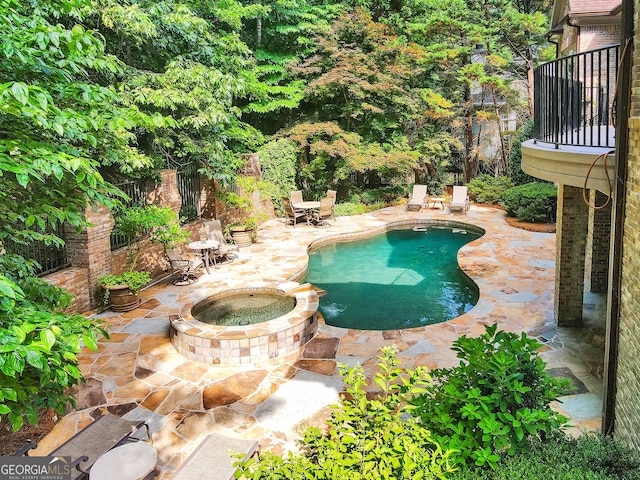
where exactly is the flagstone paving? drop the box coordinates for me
[35,205,605,478]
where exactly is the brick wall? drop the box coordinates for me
[581,25,622,52]
[614,0,640,450]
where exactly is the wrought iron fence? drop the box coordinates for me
[177,167,201,223]
[534,44,619,148]
[110,177,154,250]
[4,224,70,277]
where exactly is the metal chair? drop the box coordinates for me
[311,197,334,227]
[282,197,306,227]
[204,219,239,262]
[165,248,204,285]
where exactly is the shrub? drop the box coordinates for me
[334,202,368,216]
[501,182,557,223]
[508,120,539,186]
[467,174,515,204]
[0,255,106,431]
[410,324,570,469]
[360,185,405,205]
[236,346,457,479]
[449,434,640,479]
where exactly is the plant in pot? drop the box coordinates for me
[99,205,188,311]
[224,214,268,247]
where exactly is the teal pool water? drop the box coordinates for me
[303,226,482,330]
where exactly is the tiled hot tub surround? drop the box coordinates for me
[170,285,319,365]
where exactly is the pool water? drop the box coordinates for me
[303,226,481,330]
[191,293,296,326]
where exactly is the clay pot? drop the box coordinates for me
[104,284,141,312]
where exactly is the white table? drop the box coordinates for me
[293,201,321,225]
[90,442,157,480]
[429,197,446,210]
[187,239,220,273]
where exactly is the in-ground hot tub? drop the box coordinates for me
[170,285,319,365]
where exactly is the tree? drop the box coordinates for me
[0,0,152,428]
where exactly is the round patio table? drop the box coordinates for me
[187,239,220,273]
[90,442,157,480]
[293,201,321,225]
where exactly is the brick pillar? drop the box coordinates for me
[554,184,589,327]
[148,169,181,214]
[586,190,612,293]
[65,204,115,309]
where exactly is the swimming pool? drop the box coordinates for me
[303,225,482,330]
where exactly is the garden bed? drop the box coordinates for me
[505,216,556,233]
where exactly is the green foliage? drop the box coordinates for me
[114,205,188,270]
[236,346,456,479]
[359,186,405,205]
[508,119,538,185]
[257,139,299,214]
[501,182,557,223]
[99,271,152,297]
[333,202,369,216]
[467,175,515,205]
[449,434,640,480]
[411,324,570,469]
[0,256,106,431]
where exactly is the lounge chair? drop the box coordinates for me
[282,197,306,227]
[290,190,304,205]
[312,197,334,226]
[205,219,239,262]
[43,414,153,480]
[406,184,428,211]
[449,185,470,214]
[172,433,258,480]
[165,248,204,285]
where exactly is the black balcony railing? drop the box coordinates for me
[534,44,619,148]
[4,223,70,277]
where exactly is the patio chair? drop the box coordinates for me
[449,185,470,214]
[311,197,334,227]
[406,184,428,211]
[205,219,239,263]
[43,414,153,480]
[290,190,304,205]
[172,433,258,480]
[165,248,204,285]
[282,197,306,227]
[326,190,337,218]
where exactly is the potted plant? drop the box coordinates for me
[99,205,189,311]
[224,214,267,247]
[219,176,270,247]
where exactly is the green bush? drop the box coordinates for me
[0,255,106,431]
[508,120,539,186]
[501,182,557,223]
[449,434,640,479]
[360,185,405,205]
[410,324,570,469]
[333,202,368,216]
[256,139,299,214]
[236,346,456,479]
[467,174,515,204]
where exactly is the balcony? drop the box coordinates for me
[522,45,619,193]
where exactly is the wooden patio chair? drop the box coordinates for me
[172,433,258,480]
[43,414,153,480]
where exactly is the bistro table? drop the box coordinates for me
[293,201,321,225]
[187,239,220,274]
[90,442,157,480]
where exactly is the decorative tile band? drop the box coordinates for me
[170,285,319,366]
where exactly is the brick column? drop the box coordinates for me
[64,204,115,309]
[148,169,181,214]
[554,184,589,327]
[586,190,612,293]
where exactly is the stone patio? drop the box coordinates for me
[33,204,605,478]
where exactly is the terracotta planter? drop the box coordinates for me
[229,227,254,248]
[104,284,141,312]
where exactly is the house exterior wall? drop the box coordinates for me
[615,1,640,447]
